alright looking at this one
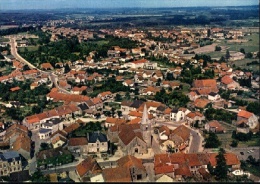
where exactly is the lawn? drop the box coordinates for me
[219,33,259,53]
[180,82,191,94]
[217,133,233,149]
[229,58,259,72]
[0,37,9,42]
[18,46,39,52]
[238,137,260,147]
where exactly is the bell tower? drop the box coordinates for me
[140,104,152,148]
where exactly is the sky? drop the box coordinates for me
[0,0,258,10]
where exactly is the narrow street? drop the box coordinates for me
[9,37,71,94]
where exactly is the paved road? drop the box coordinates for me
[229,147,260,161]
[189,128,203,153]
[41,165,76,175]
[9,37,71,94]
[10,38,38,70]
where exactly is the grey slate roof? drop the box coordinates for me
[130,100,144,109]
[39,128,52,134]
[0,151,20,162]
[88,132,107,143]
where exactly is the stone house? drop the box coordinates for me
[87,132,108,154]
[0,151,22,176]
[186,111,205,126]
[76,156,102,182]
[11,135,31,160]
[204,120,224,133]
[237,110,258,130]
[117,155,147,181]
[68,137,88,156]
[169,125,191,153]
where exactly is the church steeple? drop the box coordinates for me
[140,103,152,148]
[141,104,149,125]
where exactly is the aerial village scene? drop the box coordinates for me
[0,0,259,182]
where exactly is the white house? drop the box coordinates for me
[170,108,190,122]
[208,92,221,101]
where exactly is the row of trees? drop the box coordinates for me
[204,107,237,124]
[154,89,190,108]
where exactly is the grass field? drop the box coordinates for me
[229,58,259,72]
[219,33,259,53]
[18,46,39,52]
[208,33,259,59]
[0,37,9,42]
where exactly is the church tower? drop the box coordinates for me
[140,104,152,148]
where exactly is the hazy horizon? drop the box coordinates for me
[0,0,258,10]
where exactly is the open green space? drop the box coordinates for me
[18,46,39,52]
[229,58,259,72]
[0,37,9,42]
[219,33,259,53]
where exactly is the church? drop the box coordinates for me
[107,104,153,155]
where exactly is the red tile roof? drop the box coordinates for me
[41,63,53,69]
[175,166,192,177]
[68,137,88,146]
[102,167,131,182]
[12,135,31,152]
[221,75,234,85]
[155,165,174,175]
[208,152,240,166]
[171,125,191,142]
[63,123,80,134]
[76,157,102,177]
[10,86,21,92]
[237,110,253,119]
[208,120,224,132]
[117,155,145,171]
[132,59,148,64]
[194,98,210,108]
[159,125,171,136]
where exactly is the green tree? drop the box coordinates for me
[240,48,245,54]
[215,46,222,51]
[117,111,122,117]
[167,145,175,153]
[115,93,122,101]
[64,64,71,73]
[246,102,260,116]
[230,140,238,147]
[219,56,226,62]
[125,91,131,100]
[245,52,253,58]
[31,169,50,182]
[204,132,221,148]
[225,50,230,61]
[215,148,228,181]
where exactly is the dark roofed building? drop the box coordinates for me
[0,151,22,176]
[130,100,144,109]
[87,132,108,153]
[9,170,30,182]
